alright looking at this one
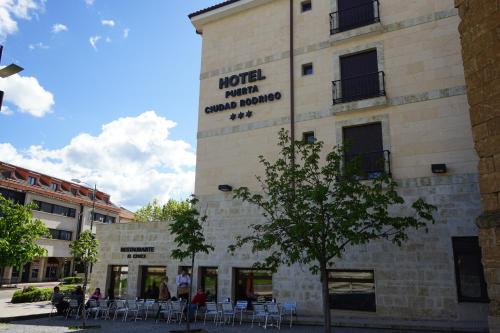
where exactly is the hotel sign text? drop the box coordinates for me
[121,247,154,259]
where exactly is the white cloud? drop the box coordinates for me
[123,28,129,38]
[101,19,114,27]
[0,106,14,116]
[51,23,67,34]
[28,42,49,50]
[0,0,45,41]
[0,111,196,210]
[89,35,101,50]
[0,71,54,117]
[84,0,94,5]
[105,36,111,43]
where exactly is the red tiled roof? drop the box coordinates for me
[188,0,242,19]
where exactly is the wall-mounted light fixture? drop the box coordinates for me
[431,164,447,174]
[218,184,233,192]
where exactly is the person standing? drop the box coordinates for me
[176,269,191,300]
[159,277,171,301]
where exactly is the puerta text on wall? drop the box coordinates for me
[120,247,154,259]
[204,69,282,120]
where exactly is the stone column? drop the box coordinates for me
[454,0,500,331]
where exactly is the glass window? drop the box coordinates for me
[200,267,218,302]
[140,266,166,299]
[452,237,489,302]
[301,0,312,12]
[50,183,58,191]
[234,268,273,304]
[28,176,36,186]
[303,131,316,144]
[328,270,376,311]
[31,268,39,279]
[109,266,128,299]
[302,63,313,76]
[1,171,11,178]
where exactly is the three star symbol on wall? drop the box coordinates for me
[230,110,253,121]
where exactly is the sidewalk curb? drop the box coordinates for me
[0,313,50,323]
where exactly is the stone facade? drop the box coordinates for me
[454,0,500,331]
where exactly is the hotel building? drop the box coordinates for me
[0,161,126,284]
[90,0,491,330]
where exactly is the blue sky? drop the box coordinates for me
[0,0,222,210]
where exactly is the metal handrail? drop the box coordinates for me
[330,0,380,35]
[332,71,386,104]
[344,149,391,179]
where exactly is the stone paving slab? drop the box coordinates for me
[0,317,466,333]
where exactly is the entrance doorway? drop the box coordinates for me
[109,266,128,299]
[140,266,166,299]
[21,263,31,283]
[199,267,218,302]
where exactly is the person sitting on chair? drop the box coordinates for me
[189,288,206,320]
[52,286,68,315]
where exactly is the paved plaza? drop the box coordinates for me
[0,317,456,333]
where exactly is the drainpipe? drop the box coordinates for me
[77,203,84,239]
[289,0,295,157]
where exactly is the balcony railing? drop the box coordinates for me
[344,150,391,180]
[332,71,385,104]
[330,0,380,35]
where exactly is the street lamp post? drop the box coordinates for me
[72,179,97,232]
[0,45,24,111]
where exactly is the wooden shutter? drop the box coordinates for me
[337,0,374,32]
[340,50,379,101]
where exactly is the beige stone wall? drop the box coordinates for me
[179,0,488,328]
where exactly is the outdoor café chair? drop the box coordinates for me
[234,300,248,325]
[156,301,171,323]
[251,303,268,328]
[49,302,58,317]
[85,299,100,319]
[96,300,111,319]
[125,300,142,321]
[266,302,282,329]
[65,299,81,320]
[112,300,128,321]
[143,299,156,320]
[203,302,220,325]
[169,300,185,324]
[220,302,236,326]
[282,302,297,328]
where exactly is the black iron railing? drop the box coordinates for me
[332,71,385,104]
[344,150,391,180]
[330,0,380,35]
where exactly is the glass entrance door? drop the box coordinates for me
[140,266,166,300]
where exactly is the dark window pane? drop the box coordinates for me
[302,63,313,76]
[340,50,379,102]
[452,237,488,302]
[200,267,218,302]
[68,208,76,218]
[303,131,316,144]
[39,202,53,213]
[109,265,128,299]
[337,0,375,32]
[328,270,376,311]
[301,0,312,12]
[234,268,272,304]
[140,266,166,299]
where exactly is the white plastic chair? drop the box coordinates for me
[96,300,111,319]
[143,299,156,320]
[65,299,81,320]
[112,300,128,321]
[251,303,267,328]
[203,302,220,325]
[220,302,236,325]
[266,302,282,329]
[169,301,185,324]
[156,301,171,323]
[234,300,248,325]
[282,302,297,328]
[85,299,100,319]
[126,300,142,321]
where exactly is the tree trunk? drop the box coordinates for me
[0,266,3,288]
[82,262,88,328]
[185,253,195,332]
[320,263,332,333]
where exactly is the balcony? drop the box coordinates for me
[344,150,391,180]
[332,71,385,104]
[330,0,380,35]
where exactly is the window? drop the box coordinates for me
[302,63,313,76]
[31,268,39,279]
[71,188,78,196]
[303,131,316,144]
[301,0,312,12]
[200,267,218,302]
[50,183,58,191]
[335,50,383,103]
[33,200,77,218]
[178,266,192,275]
[328,270,376,311]
[1,171,11,178]
[343,123,388,179]
[0,188,25,204]
[48,228,72,241]
[28,176,36,186]
[93,212,116,224]
[109,266,128,299]
[140,266,166,299]
[331,0,379,34]
[452,237,489,302]
[234,268,273,303]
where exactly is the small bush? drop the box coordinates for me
[62,276,83,285]
[11,285,77,304]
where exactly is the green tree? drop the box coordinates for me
[135,198,190,223]
[229,129,436,333]
[170,196,214,332]
[0,196,49,287]
[69,230,98,327]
